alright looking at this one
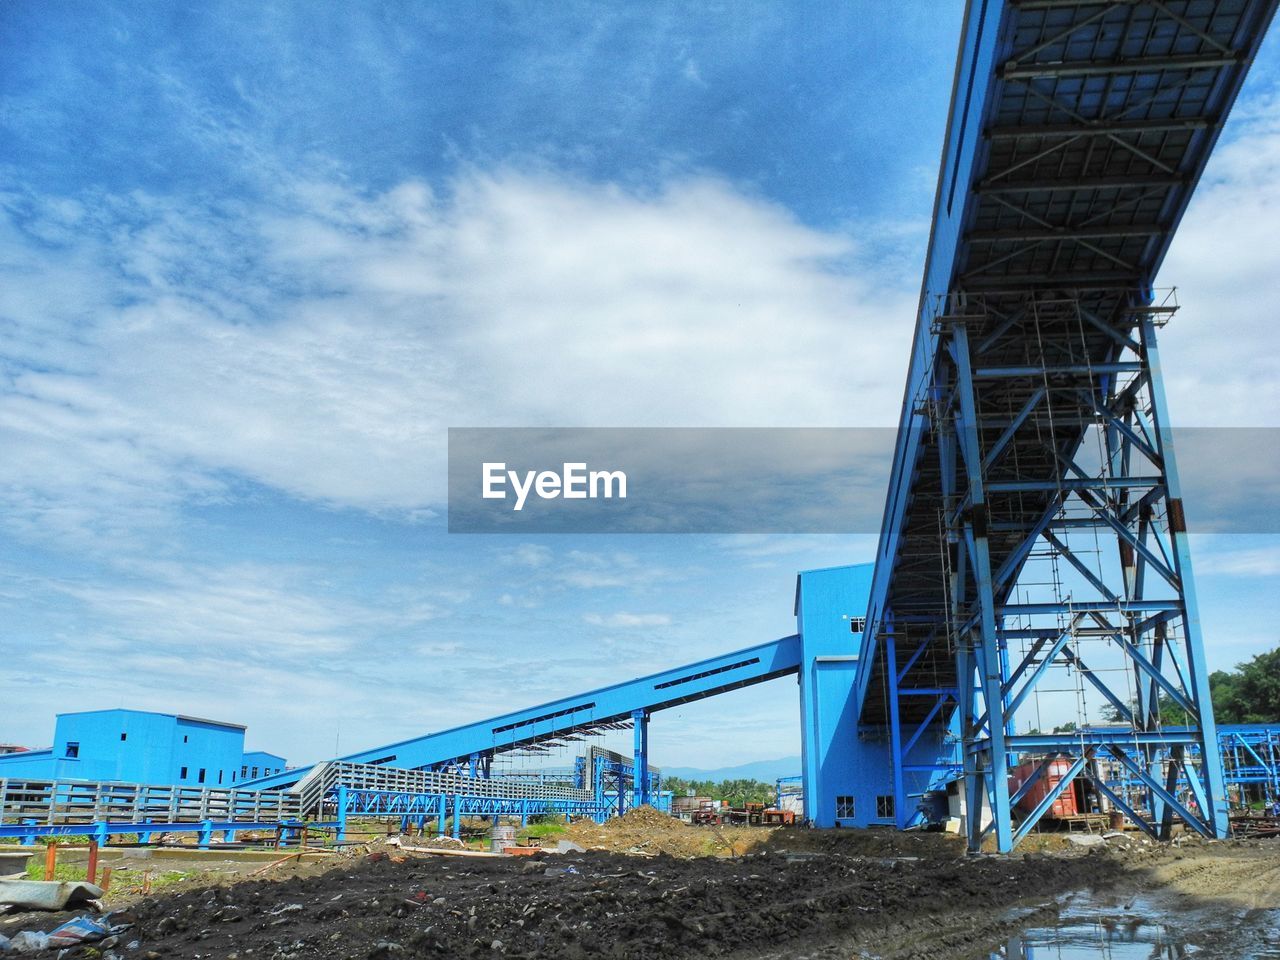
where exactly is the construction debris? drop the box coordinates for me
[0,910,132,954]
[0,880,104,912]
[564,806,772,858]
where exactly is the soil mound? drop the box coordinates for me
[564,806,769,858]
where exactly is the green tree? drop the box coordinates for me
[1212,649,1280,723]
[661,776,775,805]
[1101,692,1193,726]
[1097,647,1280,726]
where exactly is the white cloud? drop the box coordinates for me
[1158,85,1280,427]
[45,560,443,660]
[0,169,914,560]
[1193,544,1280,578]
[583,611,672,627]
[502,544,554,569]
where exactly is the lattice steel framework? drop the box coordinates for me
[930,291,1224,849]
[861,0,1277,851]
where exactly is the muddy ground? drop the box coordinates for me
[4,812,1279,959]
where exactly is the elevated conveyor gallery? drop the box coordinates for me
[245,636,803,793]
[858,0,1278,850]
[243,564,935,833]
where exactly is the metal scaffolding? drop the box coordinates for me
[930,292,1226,848]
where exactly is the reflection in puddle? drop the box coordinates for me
[994,914,1187,959]
[992,895,1280,959]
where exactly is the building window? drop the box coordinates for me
[251,766,259,778]
[849,617,867,633]
[240,765,248,778]
[218,771,223,784]
[198,768,206,784]
[183,735,189,743]
[835,795,855,819]
[120,733,127,742]
[876,795,895,820]
[180,766,188,779]
[65,742,80,759]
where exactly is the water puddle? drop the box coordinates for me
[992,894,1280,959]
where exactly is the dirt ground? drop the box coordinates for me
[3,810,1279,959]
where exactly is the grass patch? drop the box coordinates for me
[24,861,87,882]
[20,858,193,899]
[523,822,568,839]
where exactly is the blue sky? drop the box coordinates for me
[2,2,1279,769]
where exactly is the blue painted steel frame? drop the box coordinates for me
[586,746,662,818]
[858,0,1279,852]
[331,787,608,843]
[0,820,313,849]
[247,636,800,792]
[774,775,803,809]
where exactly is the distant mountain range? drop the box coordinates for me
[659,756,801,784]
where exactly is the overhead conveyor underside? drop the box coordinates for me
[857,0,1278,851]
[862,0,1277,730]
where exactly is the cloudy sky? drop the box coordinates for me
[3,2,1279,769]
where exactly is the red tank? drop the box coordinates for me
[1010,758,1079,818]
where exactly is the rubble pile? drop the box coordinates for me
[563,808,767,858]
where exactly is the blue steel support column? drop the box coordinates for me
[1271,729,1279,797]
[955,645,983,841]
[885,627,908,829]
[952,320,1014,853]
[336,784,347,843]
[451,795,461,839]
[632,709,650,808]
[1140,317,1229,838]
[997,625,1017,769]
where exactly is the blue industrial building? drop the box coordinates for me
[796,564,958,829]
[0,710,284,787]
[241,751,288,781]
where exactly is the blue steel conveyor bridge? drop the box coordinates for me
[857,0,1278,851]
[247,636,799,795]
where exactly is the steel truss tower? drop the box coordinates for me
[928,291,1226,851]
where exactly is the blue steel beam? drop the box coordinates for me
[247,635,801,791]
